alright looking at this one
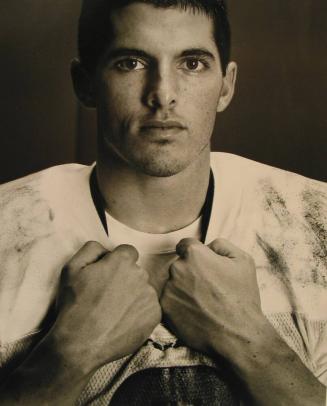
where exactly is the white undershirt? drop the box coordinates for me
[105,211,202,293]
[105,211,202,254]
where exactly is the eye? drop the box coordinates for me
[116,58,146,72]
[181,58,209,72]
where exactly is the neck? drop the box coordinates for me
[96,147,211,233]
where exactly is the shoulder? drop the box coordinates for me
[210,152,327,311]
[210,152,326,219]
[0,163,93,271]
[0,163,95,342]
[210,151,325,188]
[0,163,95,255]
[0,163,91,232]
[0,162,91,197]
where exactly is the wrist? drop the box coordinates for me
[0,329,91,405]
[46,322,95,379]
[210,316,326,406]
[210,313,279,376]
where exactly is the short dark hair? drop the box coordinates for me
[78,0,231,75]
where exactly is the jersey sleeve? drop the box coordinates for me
[253,171,327,387]
[0,173,61,381]
[0,330,44,383]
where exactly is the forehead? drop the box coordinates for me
[108,3,219,57]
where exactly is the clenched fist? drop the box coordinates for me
[159,241,326,405]
[161,238,266,360]
[51,241,161,375]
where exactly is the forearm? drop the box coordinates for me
[214,316,325,406]
[0,333,91,406]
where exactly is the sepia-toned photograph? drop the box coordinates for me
[0,1,326,404]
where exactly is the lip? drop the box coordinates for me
[140,120,186,130]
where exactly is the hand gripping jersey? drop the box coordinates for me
[0,153,326,404]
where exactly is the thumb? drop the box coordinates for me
[64,241,108,274]
[176,238,203,259]
[208,238,241,259]
[110,244,140,264]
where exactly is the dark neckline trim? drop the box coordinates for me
[89,167,214,243]
[200,169,214,243]
[90,168,108,235]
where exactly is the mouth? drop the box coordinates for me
[140,120,186,131]
[140,120,187,140]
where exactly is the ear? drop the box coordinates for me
[217,61,237,113]
[71,58,96,108]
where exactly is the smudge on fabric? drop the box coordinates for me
[260,180,293,227]
[256,234,290,282]
[0,180,54,287]
[302,188,327,269]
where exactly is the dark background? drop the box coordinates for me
[0,0,326,184]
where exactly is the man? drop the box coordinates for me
[0,0,326,404]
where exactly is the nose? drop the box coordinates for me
[143,65,178,111]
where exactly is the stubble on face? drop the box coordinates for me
[96,3,224,178]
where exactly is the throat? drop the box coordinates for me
[96,149,211,234]
[107,192,203,234]
[104,177,210,234]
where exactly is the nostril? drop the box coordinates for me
[148,95,161,109]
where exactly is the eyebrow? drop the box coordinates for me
[105,47,216,61]
[105,48,151,61]
[180,48,216,60]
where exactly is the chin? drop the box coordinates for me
[131,155,190,178]
[101,137,199,177]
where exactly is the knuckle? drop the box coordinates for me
[169,262,177,278]
[169,261,181,279]
[147,284,159,301]
[208,238,221,252]
[160,296,172,317]
[178,239,203,256]
[210,238,220,246]
[154,305,162,324]
[185,242,200,253]
[118,250,132,261]
[62,261,75,276]
[160,282,172,304]
[114,244,139,261]
[209,238,230,253]
[83,240,102,250]
[137,267,149,282]
[160,293,168,310]
[170,258,186,276]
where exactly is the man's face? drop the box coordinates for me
[94,3,234,177]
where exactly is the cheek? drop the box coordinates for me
[183,82,220,137]
[98,75,142,118]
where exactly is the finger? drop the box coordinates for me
[160,288,179,333]
[176,238,203,259]
[65,241,108,273]
[147,271,164,298]
[109,244,139,264]
[135,265,150,284]
[160,281,173,312]
[208,238,243,258]
[168,258,186,280]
